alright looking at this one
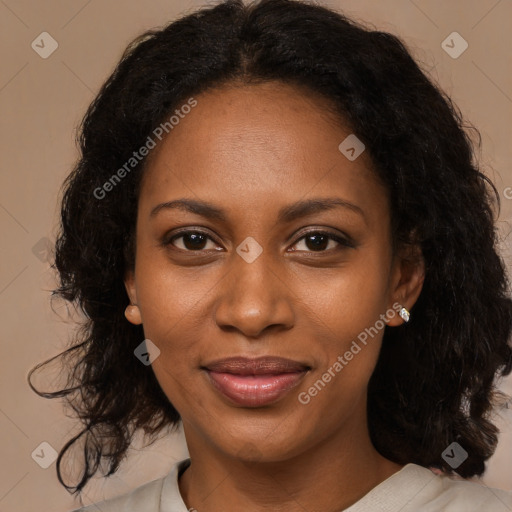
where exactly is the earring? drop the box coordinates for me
[125,304,141,324]
[399,306,410,323]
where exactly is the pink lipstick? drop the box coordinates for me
[203,356,309,407]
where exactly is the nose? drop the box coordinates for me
[213,249,295,339]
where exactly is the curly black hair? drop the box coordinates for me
[28,0,512,496]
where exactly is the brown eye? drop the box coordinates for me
[303,233,330,251]
[290,231,352,252]
[167,231,219,251]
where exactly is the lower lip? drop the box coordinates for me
[205,370,307,407]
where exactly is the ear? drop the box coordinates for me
[386,242,425,327]
[124,270,142,325]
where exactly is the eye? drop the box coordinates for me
[165,230,221,252]
[290,230,352,253]
[164,229,353,253]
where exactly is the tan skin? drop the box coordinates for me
[124,81,425,512]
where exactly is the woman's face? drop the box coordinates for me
[125,81,416,462]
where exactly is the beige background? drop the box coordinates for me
[1,0,511,511]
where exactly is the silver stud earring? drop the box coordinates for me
[399,307,410,323]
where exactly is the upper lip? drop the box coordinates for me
[203,356,310,375]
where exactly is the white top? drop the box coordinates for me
[72,458,512,512]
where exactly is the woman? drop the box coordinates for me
[29,0,512,510]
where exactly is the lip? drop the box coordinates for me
[204,356,310,375]
[203,356,310,407]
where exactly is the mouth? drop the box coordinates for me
[202,356,311,407]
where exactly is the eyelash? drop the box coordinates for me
[163,229,354,254]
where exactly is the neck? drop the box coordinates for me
[178,417,403,512]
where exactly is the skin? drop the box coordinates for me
[124,80,425,512]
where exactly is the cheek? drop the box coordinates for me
[296,304,386,426]
[293,254,391,390]
[134,242,212,335]
[297,253,392,335]
[137,273,208,414]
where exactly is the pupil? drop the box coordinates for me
[184,233,206,250]
[307,234,327,251]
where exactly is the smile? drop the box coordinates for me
[205,370,309,407]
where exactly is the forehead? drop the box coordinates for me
[139,81,388,225]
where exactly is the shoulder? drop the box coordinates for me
[432,471,512,511]
[346,463,512,512]
[403,464,512,512]
[68,457,191,512]
[69,476,166,512]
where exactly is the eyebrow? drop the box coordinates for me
[149,197,366,224]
